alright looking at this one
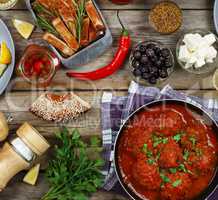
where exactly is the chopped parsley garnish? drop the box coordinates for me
[173,133,183,142]
[178,164,187,173]
[152,134,168,147]
[195,148,203,157]
[169,168,177,174]
[156,151,161,161]
[172,179,182,187]
[142,143,153,158]
[160,173,171,183]
[189,136,197,146]
[147,159,155,165]
[183,150,189,160]
[142,144,148,152]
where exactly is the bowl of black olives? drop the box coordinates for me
[130,41,175,85]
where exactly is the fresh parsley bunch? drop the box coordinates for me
[41,128,104,200]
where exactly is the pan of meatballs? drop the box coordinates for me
[114,99,218,200]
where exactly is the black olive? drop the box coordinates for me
[140,67,148,73]
[146,43,156,50]
[149,66,158,74]
[150,56,158,63]
[132,60,140,68]
[133,50,142,60]
[154,47,161,56]
[142,72,150,80]
[155,60,162,67]
[148,76,157,84]
[165,58,173,68]
[140,55,149,64]
[159,69,168,78]
[161,48,171,58]
[133,69,141,76]
[139,45,147,53]
[146,48,155,58]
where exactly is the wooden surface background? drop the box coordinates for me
[0,0,217,199]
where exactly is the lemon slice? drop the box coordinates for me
[0,41,11,64]
[13,19,34,39]
[0,63,8,77]
[23,164,40,185]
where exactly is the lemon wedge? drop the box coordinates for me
[0,41,11,64]
[0,64,8,77]
[23,164,40,185]
[13,19,34,39]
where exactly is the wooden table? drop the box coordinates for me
[0,0,217,199]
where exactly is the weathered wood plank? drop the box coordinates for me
[0,10,216,91]
[0,173,127,200]
[10,0,213,10]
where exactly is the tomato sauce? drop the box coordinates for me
[118,103,218,200]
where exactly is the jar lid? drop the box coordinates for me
[16,122,50,156]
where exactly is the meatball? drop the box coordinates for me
[122,128,152,156]
[160,173,192,200]
[159,139,183,168]
[181,123,208,150]
[154,110,185,136]
[188,144,217,174]
[133,154,161,190]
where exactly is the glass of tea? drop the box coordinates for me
[16,44,60,87]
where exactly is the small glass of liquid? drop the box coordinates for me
[0,0,18,10]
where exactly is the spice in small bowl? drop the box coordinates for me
[149,1,182,34]
[129,41,174,85]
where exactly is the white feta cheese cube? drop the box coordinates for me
[203,34,216,46]
[178,45,191,62]
[183,33,202,52]
[206,46,217,60]
[184,62,193,69]
[187,54,197,64]
[195,58,205,68]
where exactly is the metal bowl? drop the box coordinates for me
[114,99,218,200]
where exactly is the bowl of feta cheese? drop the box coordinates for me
[176,29,218,74]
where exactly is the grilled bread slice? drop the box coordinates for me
[81,17,90,47]
[30,92,91,122]
[43,32,74,56]
[52,17,79,51]
[85,0,105,32]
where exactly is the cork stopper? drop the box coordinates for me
[16,122,50,156]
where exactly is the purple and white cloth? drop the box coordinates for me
[101,81,218,199]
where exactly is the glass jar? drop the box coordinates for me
[16,44,60,87]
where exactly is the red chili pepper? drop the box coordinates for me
[66,11,131,80]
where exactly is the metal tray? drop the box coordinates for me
[25,0,113,68]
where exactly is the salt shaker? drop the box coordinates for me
[0,122,50,190]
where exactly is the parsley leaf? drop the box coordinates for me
[169,168,177,174]
[42,128,104,200]
[189,136,197,146]
[160,173,171,183]
[183,150,189,160]
[147,159,155,165]
[172,179,182,187]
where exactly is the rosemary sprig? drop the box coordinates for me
[72,0,87,44]
[36,15,59,36]
[33,2,55,18]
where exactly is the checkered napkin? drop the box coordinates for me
[101,81,218,199]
